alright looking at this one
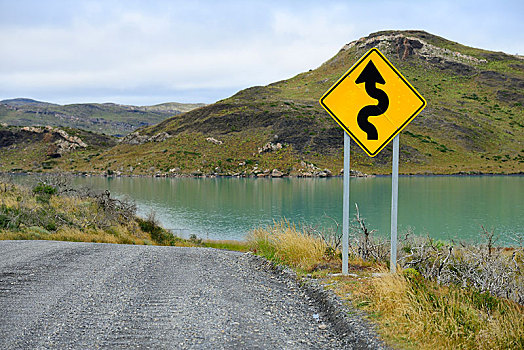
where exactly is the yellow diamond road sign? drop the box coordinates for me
[320,48,426,157]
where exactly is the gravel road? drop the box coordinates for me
[0,240,383,349]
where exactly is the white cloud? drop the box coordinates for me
[0,0,522,105]
[0,4,356,102]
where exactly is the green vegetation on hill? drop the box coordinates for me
[145,30,523,174]
[0,30,522,175]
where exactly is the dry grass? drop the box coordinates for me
[0,222,151,245]
[331,267,524,350]
[0,179,165,246]
[0,226,148,245]
[247,220,328,271]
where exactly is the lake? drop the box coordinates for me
[65,175,523,245]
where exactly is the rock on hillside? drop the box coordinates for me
[119,131,173,145]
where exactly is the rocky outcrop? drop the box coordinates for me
[340,169,374,178]
[258,142,283,154]
[206,137,223,145]
[271,169,284,177]
[295,162,333,177]
[18,126,87,157]
[48,127,87,148]
[119,131,172,145]
[20,126,45,133]
[119,132,149,144]
[342,32,487,76]
[149,132,172,142]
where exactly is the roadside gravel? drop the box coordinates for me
[0,240,385,349]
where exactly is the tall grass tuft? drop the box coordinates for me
[247,220,327,271]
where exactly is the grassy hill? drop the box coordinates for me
[0,99,205,136]
[1,30,523,175]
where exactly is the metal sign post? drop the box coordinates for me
[390,135,399,273]
[342,133,350,275]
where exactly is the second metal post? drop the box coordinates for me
[390,135,399,273]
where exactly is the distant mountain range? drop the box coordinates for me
[1,30,523,175]
[0,98,205,136]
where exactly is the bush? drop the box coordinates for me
[398,231,524,305]
[136,213,176,246]
[32,182,57,195]
[189,234,202,244]
[0,179,164,246]
[349,204,524,305]
[32,182,58,204]
[0,205,21,230]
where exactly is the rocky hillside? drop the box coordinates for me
[0,125,116,172]
[1,30,523,176]
[0,99,205,136]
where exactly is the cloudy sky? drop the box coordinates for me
[1,0,522,105]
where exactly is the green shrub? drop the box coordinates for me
[403,267,421,280]
[33,183,57,195]
[28,226,50,235]
[136,217,176,246]
[189,234,202,244]
[45,221,57,231]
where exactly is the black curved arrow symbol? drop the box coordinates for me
[355,60,389,140]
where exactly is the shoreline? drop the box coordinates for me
[2,170,523,179]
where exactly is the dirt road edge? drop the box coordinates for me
[242,252,389,349]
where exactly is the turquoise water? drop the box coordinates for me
[66,176,523,244]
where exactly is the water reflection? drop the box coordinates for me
[67,176,523,244]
